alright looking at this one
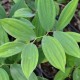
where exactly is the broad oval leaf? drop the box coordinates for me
[66,32,80,42]
[21,43,39,79]
[10,64,38,80]
[73,67,80,80]
[54,67,72,80]
[56,0,78,30]
[0,42,25,57]
[13,8,35,18]
[1,18,36,41]
[9,0,29,17]
[54,31,80,58]
[0,26,9,45]
[0,4,6,19]
[37,0,56,31]
[42,36,66,72]
[0,68,9,80]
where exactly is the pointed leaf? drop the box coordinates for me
[0,4,6,19]
[54,67,72,80]
[0,68,9,80]
[37,0,56,31]
[21,43,39,78]
[13,8,35,18]
[56,0,78,30]
[67,32,80,42]
[1,18,36,41]
[55,2,60,16]
[54,31,80,58]
[42,36,66,72]
[0,42,24,57]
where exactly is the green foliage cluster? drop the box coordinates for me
[0,0,79,80]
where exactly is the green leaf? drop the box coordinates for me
[29,72,38,80]
[38,47,46,64]
[5,53,21,64]
[10,64,38,80]
[66,32,80,42]
[54,2,60,16]
[56,0,78,30]
[0,26,9,45]
[75,58,80,67]
[0,42,25,57]
[35,0,38,9]
[25,0,36,11]
[66,55,76,67]
[9,0,29,17]
[21,43,39,79]
[2,65,12,79]
[0,68,9,80]
[37,0,56,31]
[42,36,66,72]
[32,14,46,37]
[10,64,27,80]
[54,67,72,80]
[63,55,80,67]
[57,0,66,3]
[13,0,20,3]
[73,67,80,80]
[54,31,80,58]
[20,18,35,29]
[0,58,5,65]
[0,4,7,19]
[1,18,36,41]
[13,8,35,18]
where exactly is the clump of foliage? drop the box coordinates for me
[0,0,80,80]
